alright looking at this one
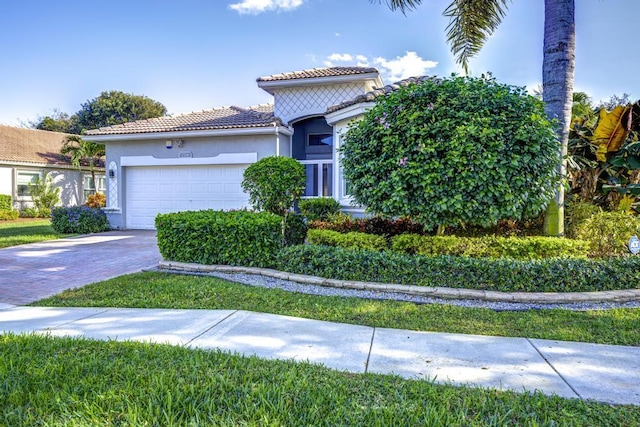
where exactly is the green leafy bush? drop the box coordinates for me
[0,194,19,220]
[565,199,601,239]
[51,206,110,234]
[273,245,640,293]
[19,207,40,218]
[307,229,388,251]
[340,75,560,230]
[29,174,60,216]
[309,214,425,237]
[284,213,307,246]
[0,209,19,220]
[156,210,283,267]
[576,210,640,257]
[391,234,589,259]
[298,198,341,221]
[241,156,306,216]
[0,194,12,211]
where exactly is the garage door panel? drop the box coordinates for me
[125,165,250,229]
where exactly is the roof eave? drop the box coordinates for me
[257,72,381,95]
[325,102,376,125]
[84,125,294,143]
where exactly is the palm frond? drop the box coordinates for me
[373,0,423,15]
[444,0,511,73]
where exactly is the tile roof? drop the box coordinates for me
[84,104,281,136]
[326,75,437,114]
[257,67,379,82]
[0,125,75,166]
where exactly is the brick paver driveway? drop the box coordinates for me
[0,230,161,305]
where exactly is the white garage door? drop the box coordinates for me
[125,165,250,229]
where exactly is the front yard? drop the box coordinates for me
[0,218,69,249]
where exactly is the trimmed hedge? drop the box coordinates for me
[298,198,341,221]
[273,245,640,293]
[0,209,19,220]
[391,234,590,260]
[576,211,640,257]
[51,206,110,234]
[307,229,388,251]
[0,194,12,211]
[156,210,283,267]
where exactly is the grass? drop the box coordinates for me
[34,271,640,346]
[2,334,638,426]
[0,218,69,248]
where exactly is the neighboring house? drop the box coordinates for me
[0,125,105,210]
[85,66,411,230]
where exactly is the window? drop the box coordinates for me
[308,134,333,147]
[83,174,106,200]
[17,171,40,197]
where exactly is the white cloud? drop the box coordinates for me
[229,0,304,15]
[374,51,438,82]
[328,53,353,62]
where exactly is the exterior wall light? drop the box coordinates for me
[166,140,173,149]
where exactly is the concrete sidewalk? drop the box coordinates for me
[1,306,638,406]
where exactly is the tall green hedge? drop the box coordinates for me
[156,210,283,267]
[274,245,640,293]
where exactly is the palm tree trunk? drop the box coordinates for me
[542,0,575,237]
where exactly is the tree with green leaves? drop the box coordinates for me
[378,0,575,237]
[28,173,61,217]
[32,109,80,134]
[76,90,167,131]
[61,135,105,196]
[341,75,560,234]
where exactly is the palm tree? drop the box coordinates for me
[378,0,575,236]
[61,135,106,197]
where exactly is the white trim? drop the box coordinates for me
[258,73,380,94]
[325,102,375,125]
[120,152,258,167]
[84,126,293,143]
[0,161,102,172]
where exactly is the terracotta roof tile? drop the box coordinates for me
[326,75,437,114]
[84,104,281,136]
[257,66,379,82]
[0,125,74,166]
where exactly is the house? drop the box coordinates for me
[0,125,105,211]
[84,66,411,230]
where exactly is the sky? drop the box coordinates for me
[1,0,638,127]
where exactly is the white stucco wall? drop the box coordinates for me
[0,167,12,196]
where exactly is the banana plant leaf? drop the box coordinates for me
[592,106,631,162]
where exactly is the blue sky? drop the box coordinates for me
[1,0,638,127]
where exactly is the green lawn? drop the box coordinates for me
[2,334,638,426]
[34,271,640,346]
[0,218,69,248]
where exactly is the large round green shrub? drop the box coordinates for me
[241,156,306,216]
[340,75,561,230]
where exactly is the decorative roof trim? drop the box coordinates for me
[326,75,436,114]
[84,126,293,143]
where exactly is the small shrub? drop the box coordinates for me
[19,207,40,218]
[273,245,640,293]
[309,214,425,237]
[565,199,601,239]
[307,229,389,251]
[284,213,307,246]
[298,198,341,221]
[29,174,60,215]
[390,234,589,259]
[0,209,19,220]
[86,192,106,208]
[576,210,640,257]
[0,194,12,211]
[156,210,283,267]
[51,206,110,234]
[241,156,306,216]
